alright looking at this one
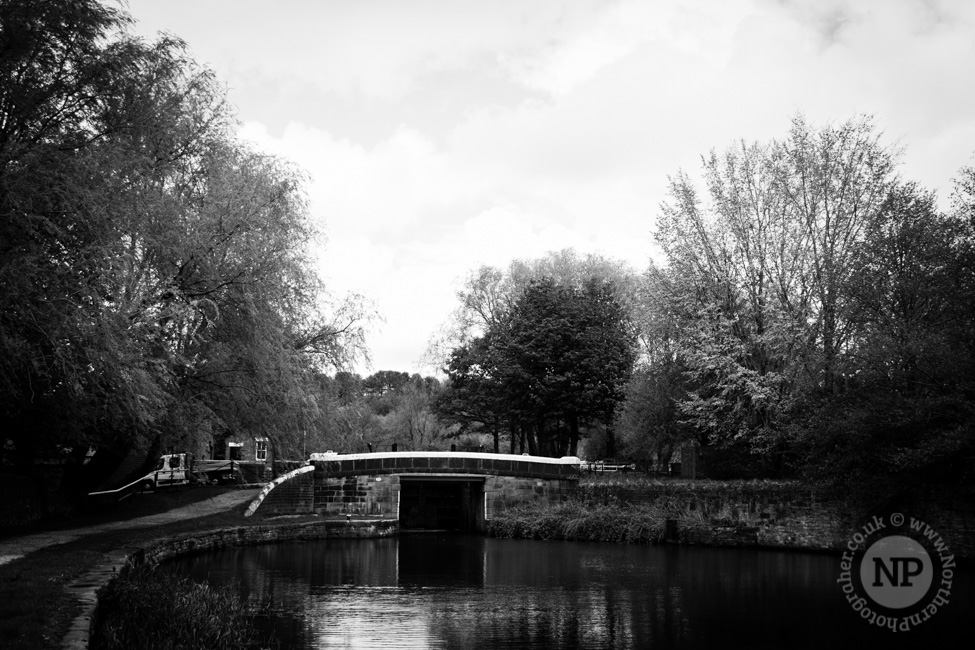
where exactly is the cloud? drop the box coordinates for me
[132,0,975,374]
[239,120,479,236]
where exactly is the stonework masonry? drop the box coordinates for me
[314,473,400,517]
[579,481,974,556]
[483,475,576,520]
[310,473,577,520]
[253,468,315,517]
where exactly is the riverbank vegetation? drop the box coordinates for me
[488,500,669,544]
[488,475,788,544]
[91,565,264,650]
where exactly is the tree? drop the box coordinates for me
[653,115,899,463]
[615,364,689,471]
[439,277,636,458]
[426,249,638,371]
[616,266,695,470]
[363,370,411,397]
[436,335,513,453]
[656,136,810,457]
[794,170,975,493]
[650,116,975,485]
[388,375,445,451]
[774,114,897,394]
[846,183,965,391]
[0,0,131,168]
[0,0,183,468]
[0,0,373,494]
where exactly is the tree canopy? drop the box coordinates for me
[0,0,371,482]
[438,275,636,457]
[645,114,975,486]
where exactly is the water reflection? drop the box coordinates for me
[169,534,970,649]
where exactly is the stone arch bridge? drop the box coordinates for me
[248,451,581,532]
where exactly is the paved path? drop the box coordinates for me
[0,489,260,566]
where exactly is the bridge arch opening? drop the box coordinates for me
[399,477,485,532]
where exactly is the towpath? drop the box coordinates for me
[0,488,259,566]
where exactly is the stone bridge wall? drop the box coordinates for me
[313,472,577,519]
[248,452,581,520]
[311,452,579,480]
[308,452,580,520]
[482,475,576,520]
[255,468,316,517]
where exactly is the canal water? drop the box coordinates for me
[167,534,970,649]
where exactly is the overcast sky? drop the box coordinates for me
[127,0,975,376]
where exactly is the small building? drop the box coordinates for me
[213,434,273,482]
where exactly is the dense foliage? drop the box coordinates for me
[642,115,975,488]
[437,271,636,457]
[437,118,974,494]
[0,0,370,495]
[313,370,452,453]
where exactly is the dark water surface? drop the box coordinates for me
[168,534,970,649]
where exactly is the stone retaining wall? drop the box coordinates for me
[483,475,576,520]
[251,469,315,517]
[580,482,849,551]
[130,519,395,566]
[579,481,974,556]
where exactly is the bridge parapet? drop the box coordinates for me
[309,451,581,480]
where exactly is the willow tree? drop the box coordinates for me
[0,0,370,488]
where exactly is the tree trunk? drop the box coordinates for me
[526,420,538,456]
[605,423,617,460]
[568,412,580,457]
